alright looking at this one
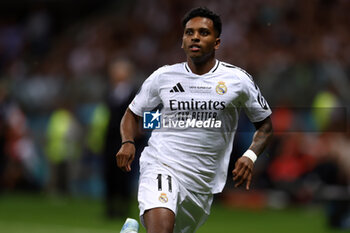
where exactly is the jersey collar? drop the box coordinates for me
[184,59,220,75]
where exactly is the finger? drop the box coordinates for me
[235,173,244,188]
[234,169,245,187]
[233,165,246,181]
[235,168,250,188]
[234,176,244,188]
[122,157,130,172]
[116,153,128,172]
[242,167,251,180]
[127,153,135,171]
[246,173,252,190]
[118,153,126,167]
[126,160,132,172]
[116,153,122,168]
[232,170,237,178]
[232,161,243,178]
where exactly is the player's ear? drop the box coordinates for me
[181,40,184,49]
[214,38,221,50]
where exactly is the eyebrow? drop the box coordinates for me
[185,27,211,31]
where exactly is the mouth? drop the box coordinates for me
[189,44,201,52]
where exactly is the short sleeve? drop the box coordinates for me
[129,70,162,116]
[239,73,272,122]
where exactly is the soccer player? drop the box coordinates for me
[116,7,273,233]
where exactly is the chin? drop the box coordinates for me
[189,55,207,63]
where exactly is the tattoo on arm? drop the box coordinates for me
[249,117,273,156]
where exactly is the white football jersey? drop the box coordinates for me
[129,60,271,194]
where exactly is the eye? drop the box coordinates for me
[185,29,193,35]
[199,29,210,36]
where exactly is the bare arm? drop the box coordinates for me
[232,116,273,190]
[116,108,141,172]
[249,116,273,155]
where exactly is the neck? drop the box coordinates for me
[187,54,216,75]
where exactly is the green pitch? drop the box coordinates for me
[0,193,345,233]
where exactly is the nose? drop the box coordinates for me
[191,32,200,42]
[191,31,199,42]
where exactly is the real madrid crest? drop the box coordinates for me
[159,193,168,203]
[216,81,227,95]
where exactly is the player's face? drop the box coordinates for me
[182,17,220,63]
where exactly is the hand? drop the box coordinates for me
[116,143,136,172]
[232,156,254,190]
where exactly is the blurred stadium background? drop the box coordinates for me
[0,0,349,232]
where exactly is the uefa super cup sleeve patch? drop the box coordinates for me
[159,193,168,203]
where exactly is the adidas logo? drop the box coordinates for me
[170,83,185,93]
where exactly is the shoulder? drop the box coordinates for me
[144,63,186,86]
[154,62,186,75]
[218,61,253,82]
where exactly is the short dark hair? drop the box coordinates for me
[182,7,222,37]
